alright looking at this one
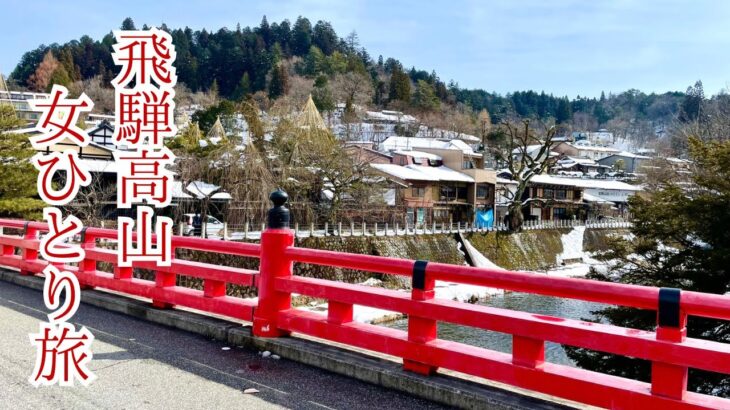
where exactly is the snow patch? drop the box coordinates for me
[557,226,586,264]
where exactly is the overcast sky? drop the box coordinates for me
[2,0,729,97]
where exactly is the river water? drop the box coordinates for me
[387,291,608,365]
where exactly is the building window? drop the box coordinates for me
[477,184,489,199]
[556,189,567,199]
[553,207,566,219]
[412,186,426,197]
[574,190,582,200]
[462,160,474,169]
[543,188,554,199]
[440,185,455,201]
[412,157,422,165]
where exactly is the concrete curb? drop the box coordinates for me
[0,269,575,410]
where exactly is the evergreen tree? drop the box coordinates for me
[311,75,335,112]
[48,65,72,90]
[312,21,338,55]
[257,15,272,46]
[680,80,705,123]
[268,64,289,99]
[209,79,219,100]
[303,46,325,76]
[232,72,251,101]
[413,79,440,111]
[0,104,44,219]
[389,66,411,103]
[556,97,572,124]
[121,17,136,30]
[291,16,312,56]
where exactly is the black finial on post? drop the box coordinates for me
[267,189,290,229]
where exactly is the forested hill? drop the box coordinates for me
[10,16,691,130]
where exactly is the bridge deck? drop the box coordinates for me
[0,279,447,410]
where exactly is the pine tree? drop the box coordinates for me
[311,75,335,112]
[209,79,219,100]
[233,72,251,101]
[48,65,72,90]
[268,64,289,99]
[291,16,312,56]
[556,97,572,124]
[121,17,136,30]
[0,104,44,219]
[414,79,440,111]
[389,66,411,103]
[312,21,338,55]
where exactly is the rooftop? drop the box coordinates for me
[380,136,478,156]
[529,174,642,191]
[392,150,442,161]
[371,163,474,183]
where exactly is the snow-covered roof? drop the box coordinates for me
[512,144,559,158]
[172,181,193,199]
[365,111,417,123]
[530,174,642,191]
[186,181,223,199]
[496,177,518,185]
[559,156,598,165]
[393,150,442,160]
[211,192,232,200]
[582,192,612,203]
[571,144,621,153]
[380,136,478,156]
[601,151,652,160]
[371,164,437,181]
[371,163,474,183]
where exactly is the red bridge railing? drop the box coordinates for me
[1,193,729,409]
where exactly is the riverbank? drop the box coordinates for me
[298,226,611,324]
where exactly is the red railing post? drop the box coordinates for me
[253,191,294,337]
[403,260,438,375]
[20,222,38,275]
[1,226,13,258]
[152,245,176,309]
[77,228,96,289]
[512,336,545,368]
[651,288,688,400]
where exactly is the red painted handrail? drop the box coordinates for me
[0,218,260,321]
[1,218,729,409]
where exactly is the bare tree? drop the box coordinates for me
[69,76,115,114]
[332,72,373,107]
[495,120,558,231]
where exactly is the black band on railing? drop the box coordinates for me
[412,260,428,290]
[22,221,30,236]
[80,227,89,243]
[658,287,681,328]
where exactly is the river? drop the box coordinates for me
[386,291,609,365]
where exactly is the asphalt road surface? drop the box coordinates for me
[0,281,448,410]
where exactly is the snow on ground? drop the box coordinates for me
[557,225,586,264]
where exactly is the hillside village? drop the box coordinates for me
[1,85,692,232]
